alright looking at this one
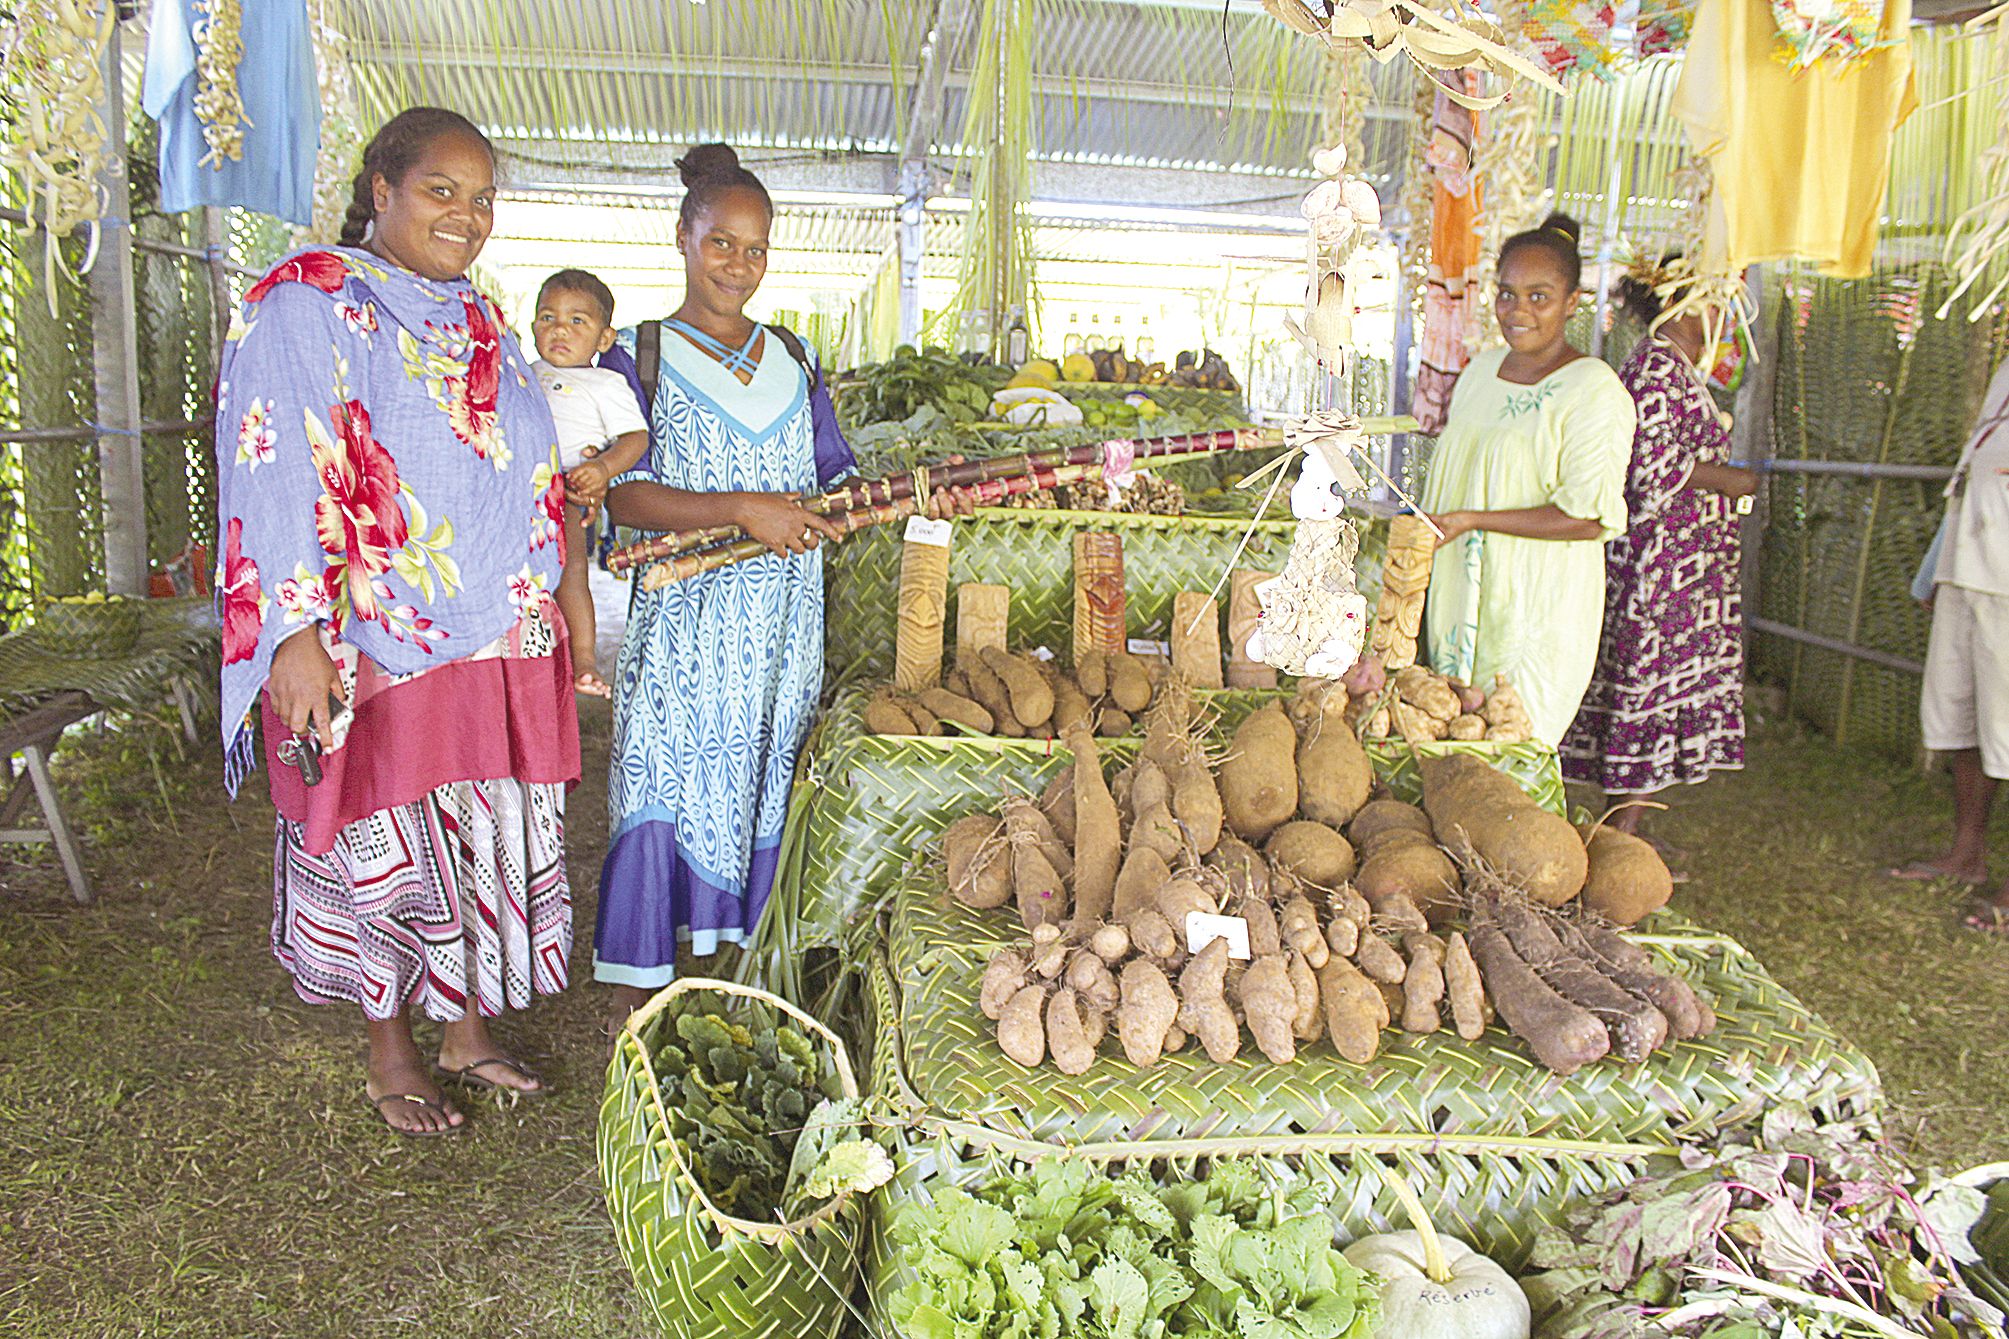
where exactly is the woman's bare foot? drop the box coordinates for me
[575,668,611,699]
[367,1016,464,1135]
[1888,854,1988,885]
[438,1015,545,1095]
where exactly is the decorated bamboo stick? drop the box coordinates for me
[636,461,1100,590]
[607,427,1266,572]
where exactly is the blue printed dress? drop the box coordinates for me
[594,329,826,988]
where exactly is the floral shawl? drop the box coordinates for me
[215,246,565,787]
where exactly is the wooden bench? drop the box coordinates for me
[0,691,99,904]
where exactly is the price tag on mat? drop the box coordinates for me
[904,516,953,546]
[1185,911,1251,961]
[1127,637,1170,658]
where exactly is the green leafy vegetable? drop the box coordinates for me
[887,1160,1377,1339]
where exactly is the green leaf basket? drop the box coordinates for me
[599,977,867,1339]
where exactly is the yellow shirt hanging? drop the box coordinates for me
[1673,0,1916,280]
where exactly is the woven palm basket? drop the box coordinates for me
[599,978,867,1339]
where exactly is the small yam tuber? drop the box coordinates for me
[1171,761,1224,856]
[916,687,994,734]
[1264,821,1357,888]
[998,983,1049,1066]
[1240,895,1283,958]
[1006,801,1070,930]
[1240,954,1299,1063]
[1051,675,1094,736]
[982,647,1056,729]
[1354,930,1408,984]
[1393,666,1463,722]
[1125,906,1180,962]
[1205,835,1271,902]
[1129,803,1188,865]
[1492,897,1667,1062]
[1348,799,1433,848]
[1155,877,1216,932]
[1326,914,1360,959]
[1444,931,1489,1041]
[1177,938,1240,1063]
[1064,727,1122,926]
[1046,988,1098,1075]
[980,947,1030,1020]
[1280,893,1330,968]
[1317,956,1386,1063]
[1096,706,1132,736]
[1571,921,1715,1040]
[1400,932,1447,1033]
[1219,703,1300,841]
[944,813,1011,909]
[1466,905,1610,1075]
[1089,922,1131,963]
[1075,649,1108,699]
[1113,847,1174,922]
[1108,651,1154,714]
[1445,713,1486,741]
[1287,948,1324,1042]
[1117,959,1180,1067]
[1480,674,1534,741]
[1029,923,1069,979]
[1373,893,1430,936]
[1580,827,1674,926]
[1355,843,1460,926]
[1130,758,1172,816]
[865,693,920,735]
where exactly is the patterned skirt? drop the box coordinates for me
[272,778,571,1021]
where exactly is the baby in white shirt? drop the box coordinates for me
[531,269,649,698]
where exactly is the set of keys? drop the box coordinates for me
[274,692,350,788]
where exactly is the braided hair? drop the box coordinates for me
[1498,211,1585,291]
[675,143,771,232]
[340,108,494,247]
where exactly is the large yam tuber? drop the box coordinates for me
[1051,675,1094,736]
[1297,707,1374,827]
[982,647,1056,729]
[1240,955,1299,1063]
[1444,931,1490,1041]
[1264,821,1357,887]
[1064,726,1122,926]
[1007,802,1069,930]
[865,693,920,735]
[1041,767,1077,845]
[998,984,1049,1066]
[1113,848,1173,922]
[945,814,1011,909]
[1580,827,1674,925]
[962,656,1023,737]
[1571,921,1715,1040]
[1205,835,1270,902]
[1219,703,1300,841]
[1129,758,1172,816]
[1178,938,1240,1063]
[1117,959,1180,1067]
[1317,956,1386,1063]
[1421,755,1587,907]
[1466,905,1610,1075]
[916,687,994,734]
[1492,897,1666,1062]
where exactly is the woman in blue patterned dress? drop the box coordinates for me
[594,145,963,1024]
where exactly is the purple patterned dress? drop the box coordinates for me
[1562,340,1745,793]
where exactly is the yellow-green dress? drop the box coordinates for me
[1416,348,1637,745]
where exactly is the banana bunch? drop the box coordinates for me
[2,0,114,303]
[191,0,250,169]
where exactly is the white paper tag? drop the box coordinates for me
[1185,911,1251,961]
[1027,646,1056,662]
[904,516,953,546]
[1127,637,1170,658]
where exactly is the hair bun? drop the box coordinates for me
[1540,212,1584,247]
[675,143,742,187]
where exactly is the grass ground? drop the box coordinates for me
[2,706,2006,1337]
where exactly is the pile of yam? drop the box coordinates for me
[945,678,1706,1077]
[867,646,1160,740]
[1329,660,1533,745]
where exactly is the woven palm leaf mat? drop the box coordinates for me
[0,597,218,718]
[823,508,1392,686]
[781,685,1562,950]
[886,883,1881,1151]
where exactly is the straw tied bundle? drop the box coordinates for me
[604,428,1270,589]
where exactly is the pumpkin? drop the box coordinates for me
[1343,1228,1529,1339]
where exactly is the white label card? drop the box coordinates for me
[1185,911,1251,961]
[904,516,953,547]
[1127,637,1170,658]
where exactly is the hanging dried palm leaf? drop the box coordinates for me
[1260,0,1564,109]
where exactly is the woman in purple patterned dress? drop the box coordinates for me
[1561,264,1760,837]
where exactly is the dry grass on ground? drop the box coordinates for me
[1,711,2006,1337]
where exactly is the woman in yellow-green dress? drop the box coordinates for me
[1418,212,1638,745]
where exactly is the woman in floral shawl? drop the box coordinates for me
[216,108,578,1135]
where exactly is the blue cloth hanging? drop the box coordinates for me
[143,0,320,227]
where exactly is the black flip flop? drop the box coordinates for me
[368,1090,466,1137]
[435,1053,549,1098]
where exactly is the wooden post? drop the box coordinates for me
[894,531,952,691]
[89,13,149,594]
[1171,592,1224,689]
[954,582,1009,658]
[1071,531,1126,660]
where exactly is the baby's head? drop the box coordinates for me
[532,269,618,369]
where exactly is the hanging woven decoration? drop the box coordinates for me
[1244,417,1373,679]
[191,0,249,168]
[0,0,116,310]
[1286,144,1383,374]
[1516,0,1623,81]
[1768,0,1891,69]
[1412,70,1485,435]
[1468,54,1548,354]
[1636,0,1698,56]
[1939,4,2009,322]
[299,0,365,244]
[1260,0,1563,109]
